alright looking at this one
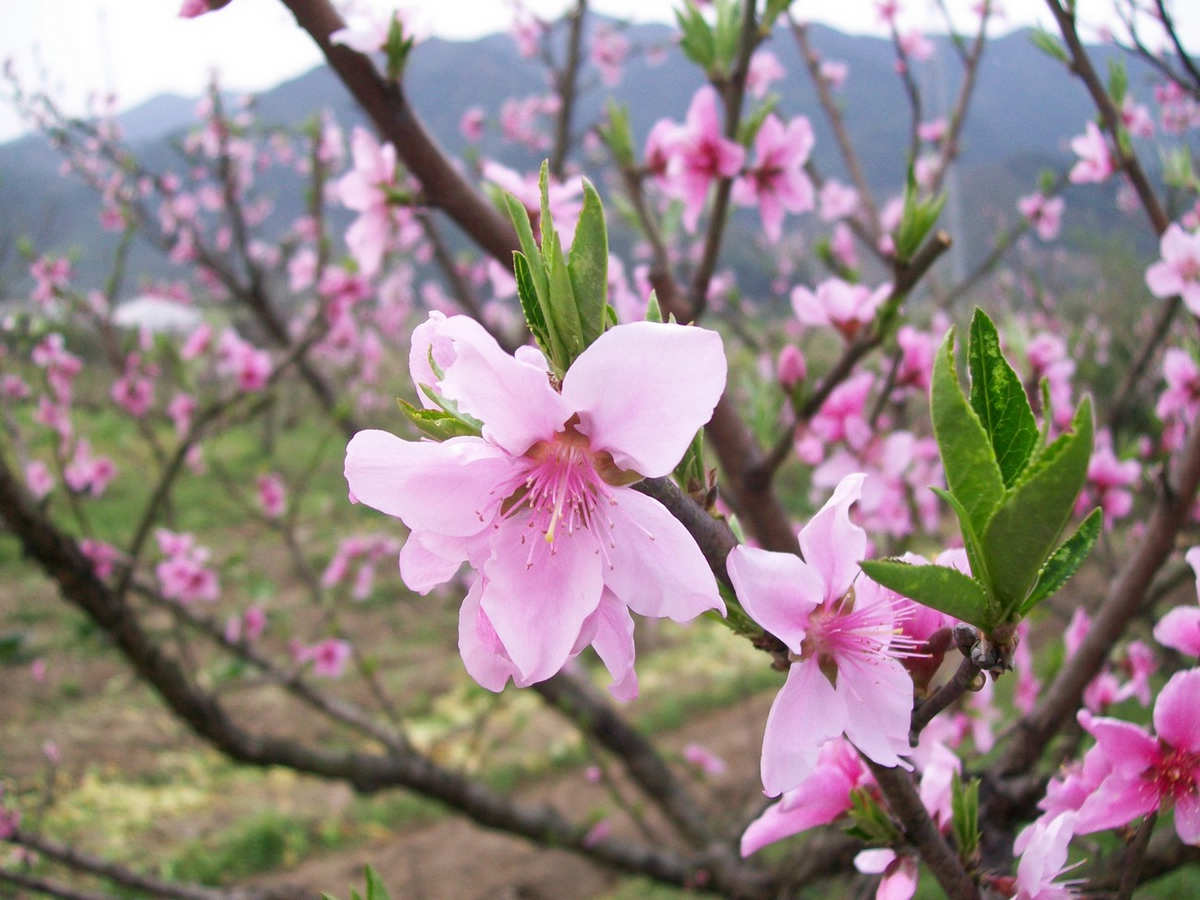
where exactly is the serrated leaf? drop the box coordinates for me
[502,193,543,274]
[931,328,1005,535]
[967,309,1038,486]
[983,397,1094,614]
[513,251,553,359]
[1020,507,1102,616]
[860,559,991,629]
[567,179,608,348]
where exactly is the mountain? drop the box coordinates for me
[0,20,1162,298]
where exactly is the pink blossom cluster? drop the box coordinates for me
[224,605,268,644]
[64,440,117,497]
[30,255,71,304]
[155,529,220,604]
[321,534,403,600]
[1017,192,1064,241]
[294,637,353,678]
[589,24,630,87]
[216,328,271,392]
[1146,223,1200,316]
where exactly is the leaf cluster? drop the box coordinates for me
[863,310,1099,634]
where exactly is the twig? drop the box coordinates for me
[1117,811,1157,900]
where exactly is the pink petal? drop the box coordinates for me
[798,472,867,603]
[1075,772,1160,834]
[398,531,469,593]
[761,657,846,796]
[562,321,726,478]
[726,545,823,652]
[1153,607,1200,657]
[878,857,919,900]
[1154,668,1200,752]
[585,590,639,701]
[838,654,913,769]
[1162,223,1193,262]
[791,286,830,327]
[344,431,512,537]
[435,317,570,455]
[740,770,852,856]
[855,848,897,875]
[1174,788,1200,844]
[458,578,520,692]
[1081,713,1159,776]
[480,514,603,684]
[601,488,723,621]
[1146,260,1183,298]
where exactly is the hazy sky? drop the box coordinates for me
[2,0,1197,142]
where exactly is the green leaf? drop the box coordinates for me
[1030,27,1068,63]
[894,165,946,262]
[860,559,991,630]
[645,290,663,323]
[673,430,706,489]
[567,179,609,347]
[737,95,780,146]
[513,251,553,361]
[1020,507,1102,616]
[365,866,391,900]
[600,101,634,166]
[760,0,792,33]
[983,397,1094,615]
[674,2,716,70]
[397,398,482,440]
[931,328,1005,535]
[1107,59,1128,106]
[544,229,586,365]
[951,772,980,861]
[930,486,995,618]
[967,309,1038,486]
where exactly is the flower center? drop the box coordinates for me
[1154,744,1200,801]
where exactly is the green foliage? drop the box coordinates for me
[598,101,635,167]
[867,310,1097,634]
[950,772,980,862]
[674,2,717,71]
[1029,27,1068,64]
[967,310,1038,486]
[737,95,780,146]
[845,787,901,845]
[1106,59,1128,107]
[383,14,416,81]
[760,0,793,34]
[396,397,482,441]
[501,160,610,376]
[322,865,392,900]
[674,0,742,77]
[893,166,946,262]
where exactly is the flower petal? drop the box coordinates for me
[1153,607,1200,657]
[458,577,520,692]
[562,321,726,478]
[1154,668,1200,752]
[727,545,823,652]
[838,654,913,770]
[1080,712,1159,776]
[398,531,469,594]
[740,771,852,857]
[344,431,512,537]
[1075,772,1160,834]
[480,513,603,685]
[761,657,846,796]
[1174,788,1200,845]
[799,471,867,603]
[854,848,897,875]
[432,315,571,455]
[586,590,639,701]
[602,488,723,621]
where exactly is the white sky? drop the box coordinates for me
[2,0,1197,142]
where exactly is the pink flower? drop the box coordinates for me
[256,473,287,518]
[30,658,47,683]
[482,161,583,246]
[167,393,196,436]
[1122,97,1155,139]
[1157,348,1200,424]
[459,107,485,142]
[1018,193,1065,241]
[732,115,814,242]
[777,345,806,389]
[792,278,890,340]
[1013,811,1081,899]
[747,50,785,99]
[1075,668,1200,844]
[30,256,71,304]
[740,738,870,856]
[310,638,352,678]
[243,605,268,642]
[669,86,745,232]
[1146,223,1200,314]
[682,743,727,776]
[899,30,934,62]
[1154,547,1200,657]
[1079,442,1139,528]
[819,60,848,88]
[155,529,219,604]
[809,371,875,451]
[855,848,919,900]
[918,117,947,143]
[831,222,858,269]
[344,314,726,698]
[589,24,630,87]
[1068,122,1115,184]
[819,180,859,222]
[216,329,271,392]
[64,441,116,497]
[727,473,915,796]
[180,323,213,360]
[330,10,409,54]
[335,126,399,277]
[80,539,119,579]
[25,460,54,500]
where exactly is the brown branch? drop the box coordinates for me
[0,447,775,898]
[0,868,116,900]
[280,0,519,265]
[549,0,588,179]
[790,17,881,240]
[910,655,980,742]
[1117,811,1157,900]
[634,476,737,587]
[867,761,980,899]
